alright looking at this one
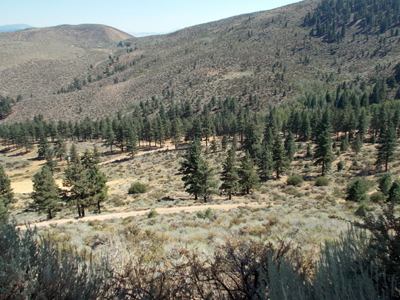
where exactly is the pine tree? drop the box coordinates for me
[257,141,272,181]
[388,179,400,203]
[379,172,392,195]
[126,129,138,159]
[32,165,60,219]
[45,148,58,175]
[272,134,289,179]
[0,165,14,206]
[37,135,49,160]
[179,139,202,200]
[341,133,350,152]
[346,179,368,202]
[68,143,79,164]
[220,149,239,200]
[0,197,8,222]
[54,136,67,161]
[351,134,363,154]
[284,131,296,162]
[314,128,335,176]
[221,135,228,151]
[64,149,108,217]
[210,136,218,153]
[239,151,260,194]
[375,122,398,172]
[171,118,182,149]
[103,126,115,153]
[197,158,218,202]
[358,108,369,141]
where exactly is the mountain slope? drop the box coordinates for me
[0,24,133,47]
[0,0,399,123]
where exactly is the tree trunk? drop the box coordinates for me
[97,201,101,214]
[322,161,325,176]
[195,194,198,200]
[229,192,232,200]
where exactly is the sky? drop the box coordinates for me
[1,0,303,34]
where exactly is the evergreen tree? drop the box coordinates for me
[301,112,312,141]
[358,108,369,141]
[341,133,350,152]
[272,134,289,179]
[45,148,58,175]
[221,135,228,151]
[210,136,218,153]
[103,127,116,153]
[179,139,202,200]
[346,179,368,202]
[257,141,272,181]
[126,129,138,159]
[37,135,49,160]
[379,172,392,195]
[388,179,400,203]
[306,143,312,157]
[54,136,67,161]
[375,122,398,172]
[63,149,108,217]
[197,158,218,202]
[68,143,79,164]
[351,134,363,154]
[314,127,335,176]
[0,197,8,222]
[32,165,60,219]
[239,151,260,194]
[284,131,296,162]
[0,165,14,206]
[171,117,182,149]
[220,149,239,199]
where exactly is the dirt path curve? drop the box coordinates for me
[17,202,270,229]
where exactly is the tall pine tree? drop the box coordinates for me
[220,149,239,200]
[32,165,60,219]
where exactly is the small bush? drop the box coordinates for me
[304,163,310,169]
[315,177,330,186]
[370,191,385,203]
[287,175,303,186]
[128,182,147,194]
[355,202,371,217]
[338,161,344,171]
[147,208,158,218]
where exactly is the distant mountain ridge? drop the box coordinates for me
[0,24,34,33]
[0,24,133,47]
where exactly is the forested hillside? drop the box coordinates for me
[0,0,400,298]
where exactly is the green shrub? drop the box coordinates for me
[304,163,310,169]
[287,175,303,186]
[197,208,214,219]
[338,161,344,171]
[128,182,147,194]
[370,191,385,203]
[346,179,368,202]
[355,202,371,217]
[315,177,330,186]
[147,208,158,218]
[378,172,392,195]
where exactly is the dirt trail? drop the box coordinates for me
[17,202,270,229]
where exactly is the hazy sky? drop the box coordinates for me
[1,0,303,33]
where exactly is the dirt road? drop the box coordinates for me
[18,202,269,229]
